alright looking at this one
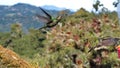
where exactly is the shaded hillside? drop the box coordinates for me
[0,3,73,32]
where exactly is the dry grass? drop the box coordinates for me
[0,45,36,68]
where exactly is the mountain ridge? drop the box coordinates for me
[0,3,73,32]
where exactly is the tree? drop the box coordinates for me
[113,0,120,7]
[10,23,23,38]
[93,0,103,12]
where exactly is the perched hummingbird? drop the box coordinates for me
[88,37,120,52]
[36,7,62,29]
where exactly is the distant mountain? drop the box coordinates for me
[41,5,66,11]
[41,5,74,12]
[0,3,73,32]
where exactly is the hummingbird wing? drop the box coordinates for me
[36,14,51,23]
[39,7,52,19]
[38,25,47,30]
[88,45,101,52]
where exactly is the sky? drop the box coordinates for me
[0,0,117,11]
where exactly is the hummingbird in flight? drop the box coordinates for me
[36,7,62,29]
[88,37,120,52]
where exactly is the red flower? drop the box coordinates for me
[85,42,90,47]
[116,45,120,58]
[76,59,82,65]
[66,32,71,35]
[117,49,120,58]
[73,35,79,41]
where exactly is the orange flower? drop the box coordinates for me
[116,45,120,50]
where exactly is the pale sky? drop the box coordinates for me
[0,0,117,11]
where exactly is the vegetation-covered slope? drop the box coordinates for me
[0,8,120,68]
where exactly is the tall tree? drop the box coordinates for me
[10,23,22,38]
[93,0,103,12]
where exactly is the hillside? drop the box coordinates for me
[0,3,73,32]
[0,7,120,68]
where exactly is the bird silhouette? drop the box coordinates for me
[88,37,120,52]
[36,7,62,29]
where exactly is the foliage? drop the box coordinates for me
[113,0,120,7]
[93,0,103,12]
[0,8,120,68]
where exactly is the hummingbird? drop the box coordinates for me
[88,37,120,52]
[36,7,62,29]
